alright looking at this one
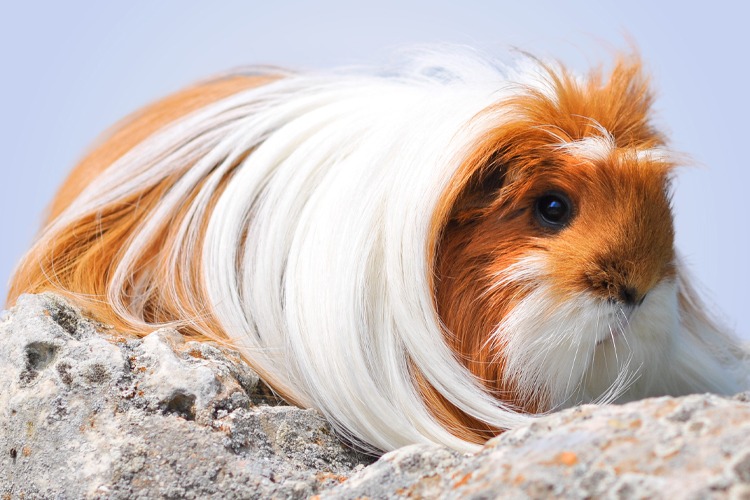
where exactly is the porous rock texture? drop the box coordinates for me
[1,293,749,499]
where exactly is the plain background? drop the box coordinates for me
[1,2,748,339]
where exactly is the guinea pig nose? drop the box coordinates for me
[619,287,637,305]
[585,261,654,306]
[618,287,647,306]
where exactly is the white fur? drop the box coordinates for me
[33,50,749,453]
[491,256,747,414]
[635,147,673,164]
[560,134,616,161]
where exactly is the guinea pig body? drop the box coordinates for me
[9,49,748,452]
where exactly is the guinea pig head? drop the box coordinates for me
[435,58,677,418]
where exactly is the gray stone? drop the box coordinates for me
[0,294,372,499]
[2,293,750,499]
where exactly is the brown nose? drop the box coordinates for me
[611,286,647,306]
[585,262,650,306]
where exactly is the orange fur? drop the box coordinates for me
[7,78,269,336]
[46,77,275,223]
[6,73,306,403]
[9,76,272,312]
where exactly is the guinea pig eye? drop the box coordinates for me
[534,192,573,230]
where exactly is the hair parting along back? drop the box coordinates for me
[8,48,747,453]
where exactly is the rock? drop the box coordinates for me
[0,294,372,499]
[326,394,750,499]
[1,293,749,499]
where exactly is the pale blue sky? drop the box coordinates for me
[1,1,748,339]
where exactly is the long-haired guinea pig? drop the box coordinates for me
[8,49,749,453]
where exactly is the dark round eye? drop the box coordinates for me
[534,192,573,230]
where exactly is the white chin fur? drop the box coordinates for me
[494,270,746,412]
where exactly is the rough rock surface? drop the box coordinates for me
[325,393,750,499]
[0,294,373,498]
[1,293,749,499]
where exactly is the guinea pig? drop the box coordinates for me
[8,48,748,453]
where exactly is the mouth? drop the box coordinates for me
[595,328,622,346]
[595,304,637,346]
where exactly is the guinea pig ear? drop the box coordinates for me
[449,157,506,224]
